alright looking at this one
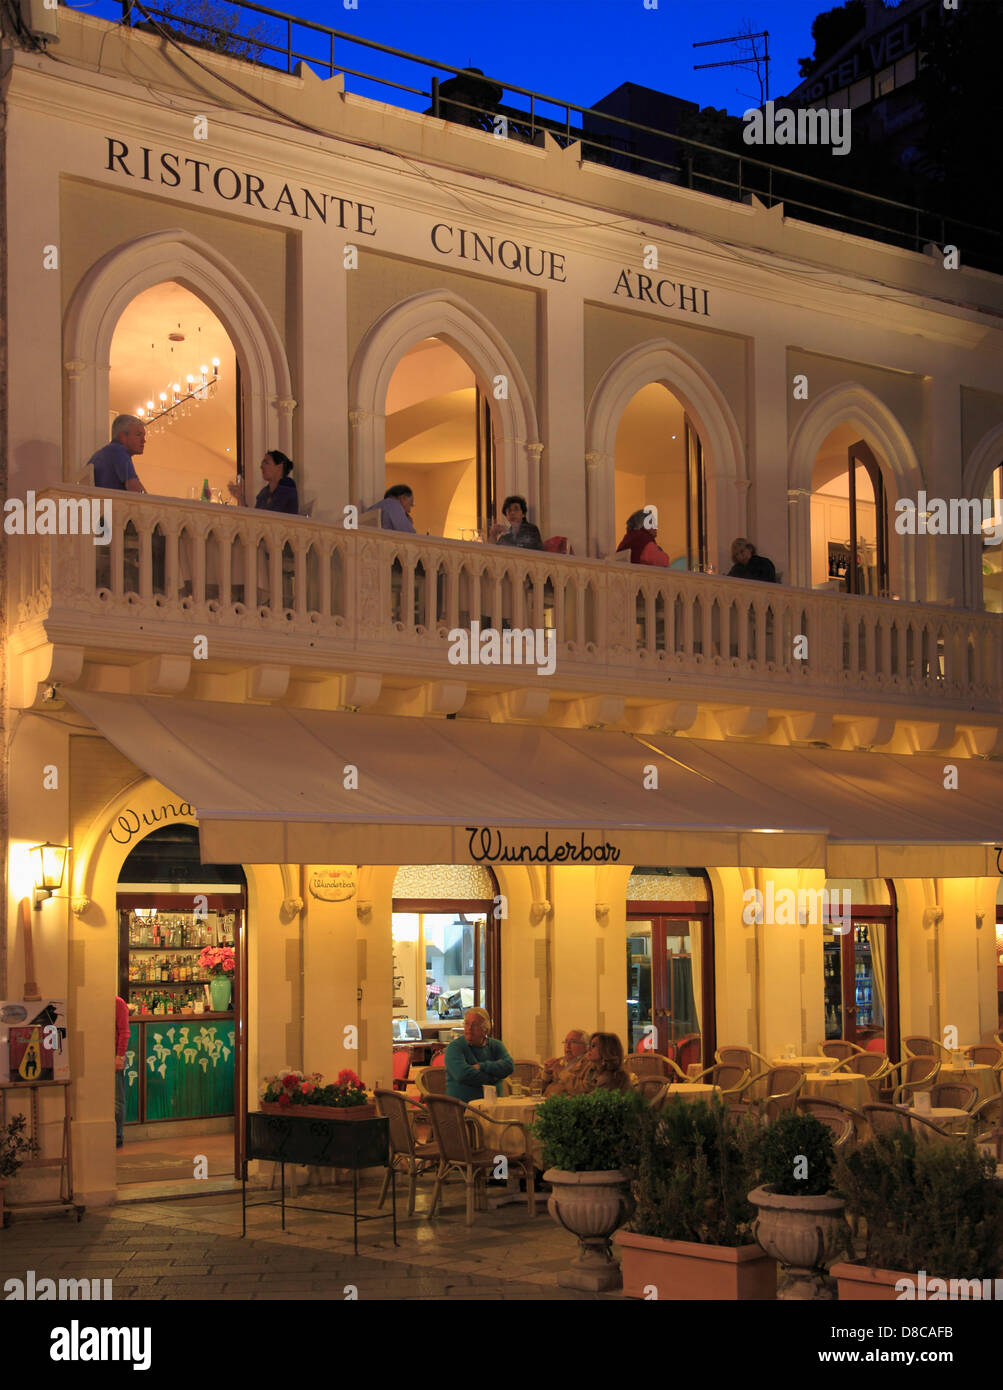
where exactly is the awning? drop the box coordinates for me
[63,691,1001,877]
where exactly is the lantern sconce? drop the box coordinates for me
[595,902,610,927]
[30,842,69,910]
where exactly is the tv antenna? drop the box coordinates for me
[693,29,771,105]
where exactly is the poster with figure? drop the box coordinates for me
[0,1000,69,1082]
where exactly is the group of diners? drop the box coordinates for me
[443,1009,633,1102]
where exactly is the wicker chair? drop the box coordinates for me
[796,1096,868,1146]
[417,1066,448,1097]
[715,1045,770,1073]
[800,1108,853,1147]
[627,1052,676,1080]
[374,1088,439,1216]
[968,1094,1003,1154]
[834,1051,892,1101]
[863,1102,912,1137]
[907,1109,957,1145]
[928,1082,978,1112]
[903,1035,952,1063]
[675,1033,702,1074]
[690,1064,750,1096]
[636,1077,669,1104]
[739,1065,804,1114]
[510,1059,544,1088]
[423,1095,535,1225]
[888,1056,939,1106]
[819,1040,864,1062]
[964,1044,1003,1069]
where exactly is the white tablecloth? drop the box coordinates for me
[663,1083,722,1101]
[908,1105,970,1137]
[938,1065,1000,1105]
[801,1072,869,1110]
[469,1096,545,1167]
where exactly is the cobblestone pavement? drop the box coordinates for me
[0,1180,623,1301]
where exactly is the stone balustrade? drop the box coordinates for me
[8,489,1001,714]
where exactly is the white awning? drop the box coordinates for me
[63,691,1001,876]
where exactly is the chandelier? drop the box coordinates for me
[137,359,220,432]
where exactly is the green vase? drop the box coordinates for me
[209,975,232,1012]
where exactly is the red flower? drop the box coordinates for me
[277,1093,291,1107]
[282,1073,299,1089]
[300,1082,314,1095]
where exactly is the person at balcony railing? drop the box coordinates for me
[85,415,147,493]
[228,450,299,514]
[728,537,777,583]
[371,484,416,532]
[616,508,671,567]
[489,494,543,549]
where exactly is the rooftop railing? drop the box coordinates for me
[10,490,1001,714]
[52,0,1001,273]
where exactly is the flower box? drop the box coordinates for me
[615,1230,777,1300]
[830,1262,915,1301]
[259,1102,377,1120]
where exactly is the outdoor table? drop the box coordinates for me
[938,1064,1000,1104]
[242,1111,397,1254]
[801,1071,869,1110]
[664,1083,722,1101]
[469,1094,545,1169]
[907,1105,970,1137]
[771,1056,838,1072]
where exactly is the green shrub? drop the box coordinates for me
[0,1115,39,1180]
[630,1099,763,1247]
[835,1132,1003,1278]
[535,1089,646,1172]
[758,1111,836,1196]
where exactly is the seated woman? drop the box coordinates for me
[489,494,543,549]
[556,1032,633,1095]
[616,508,670,566]
[228,450,299,514]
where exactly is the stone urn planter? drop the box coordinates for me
[749,1185,850,1299]
[544,1168,634,1292]
[615,1229,777,1300]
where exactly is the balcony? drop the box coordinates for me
[8,490,1002,729]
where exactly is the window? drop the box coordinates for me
[875,65,895,97]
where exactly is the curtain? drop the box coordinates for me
[685,920,703,1036]
[868,922,886,1028]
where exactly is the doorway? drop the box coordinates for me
[822,884,898,1059]
[626,868,714,1067]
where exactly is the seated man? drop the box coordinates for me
[444,1007,513,1103]
[543,1028,590,1096]
[86,415,148,493]
[373,484,416,533]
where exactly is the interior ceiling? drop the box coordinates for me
[385,338,477,466]
[812,423,883,494]
[615,382,687,475]
[109,281,235,454]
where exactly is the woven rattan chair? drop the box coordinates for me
[423,1095,535,1225]
[675,1034,702,1074]
[834,1051,892,1101]
[903,1035,952,1063]
[636,1077,669,1104]
[907,1109,957,1145]
[796,1095,868,1145]
[819,1040,864,1062]
[928,1082,978,1112]
[888,1056,939,1106]
[690,1064,750,1096]
[964,1044,1003,1069]
[374,1088,439,1216]
[627,1052,677,1079]
[968,1094,1003,1155]
[863,1102,912,1137]
[739,1065,804,1114]
[417,1066,448,1097]
[715,1045,770,1073]
[510,1059,544,1088]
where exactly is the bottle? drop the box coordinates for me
[201,477,210,502]
[160,957,168,983]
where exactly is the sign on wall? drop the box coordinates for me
[0,1000,70,1082]
[308,868,358,902]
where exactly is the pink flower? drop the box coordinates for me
[300,1082,314,1095]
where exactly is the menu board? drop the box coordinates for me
[0,1000,69,1082]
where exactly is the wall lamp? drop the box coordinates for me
[30,842,69,909]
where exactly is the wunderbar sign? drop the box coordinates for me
[467,826,620,863]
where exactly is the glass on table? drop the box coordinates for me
[530,1077,543,1097]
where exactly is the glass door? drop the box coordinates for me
[684,417,707,572]
[627,916,706,1056]
[823,911,897,1052]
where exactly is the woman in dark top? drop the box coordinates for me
[728,536,776,582]
[490,494,543,549]
[229,450,299,514]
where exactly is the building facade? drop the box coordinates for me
[2,7,1002,1207]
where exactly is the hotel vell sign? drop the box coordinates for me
[308,868,357,902]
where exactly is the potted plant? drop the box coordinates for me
[535,1089,644,1291]
[199,945,235,1012]
[615,1098,776,1300]
[1,1115,40,1227]
[831,1131,1003,1300]
[260,1068,376,1119]
[749,1110,851,1299]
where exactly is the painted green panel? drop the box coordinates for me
[142,1022,235,1120]
[125,1022,140,1123]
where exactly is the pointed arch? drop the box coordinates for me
[962,419,1003,608]
[584,338,746,560]
[347,289,541,518]
[63,229,294,482]
[788,382,923,596]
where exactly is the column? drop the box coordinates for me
[301,873,362,1083]
[539,287,586,551]
[926,375,964,606]
[296,227,348,520]
[747,334,791,580]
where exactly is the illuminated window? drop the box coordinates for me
[875,65,895,97]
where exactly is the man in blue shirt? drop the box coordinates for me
[86,416,147,492]
[374,484,416,532]
[444,1008,514,1103]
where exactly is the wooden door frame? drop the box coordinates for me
[627,901,715,1065]
[836,894,898,1062]
[392,897,501,1033]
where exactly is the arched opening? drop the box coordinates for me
[810,424,891,596]
[116,824,247,1192]
[384,337,499,539]
[822,877,898,1061]
[981,463,1003,613]
[390,865,500,1076]
[109,282,239,500]
[614,383,707,570]
[626,867,714,1069]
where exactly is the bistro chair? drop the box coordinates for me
[739,1065,804,1110]
[636,1078,670,1106]
[797,1096,868,1146]
[862,1103,912,1138]
[797,1107,853,1148]
[903,1035,953,1063]
[690,1064,750,1096]
[968,1094,1003,1157]
[964,1044,1003,1069]
[928,1082,978,1112]
[888,1056,939,1106]
[391,1049,411,1091]
[995,1030,1003,1050]
[715,1045,770,1073]
[834,1051,892,1101]
[374,1089,440,1217]
[423,1095,535,1226]
[818,1040,864,1062]
[628,1052,677,1080]
[510,1060,544,1088]
[675,1034,702,1074]
[907,1109,957,1145]
[417,1066,448,1097]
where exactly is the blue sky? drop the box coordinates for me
[76,0,826,113]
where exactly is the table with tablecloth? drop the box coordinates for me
[801,1071,870,1111]
[937,1064,1000,1106]
[469,1095,546,1169]
[770,1056,835,1071]
[663,1083,722,1102]
[907,1105,971,1138]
